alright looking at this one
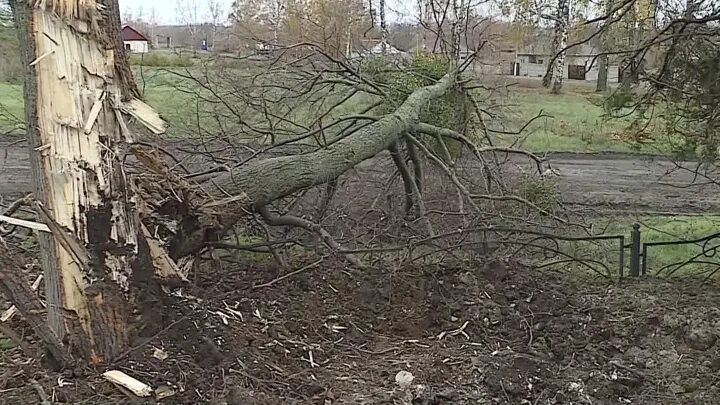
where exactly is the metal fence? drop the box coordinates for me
[495,223,720,281]
[640,229,720,280]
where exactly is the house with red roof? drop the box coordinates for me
[121,25,149,54]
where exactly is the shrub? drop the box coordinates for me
[130,52,194,68]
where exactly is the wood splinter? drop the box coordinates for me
[103,370,153,397]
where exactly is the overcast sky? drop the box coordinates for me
[119,0,419,25]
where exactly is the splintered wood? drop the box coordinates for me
[103,370,153,397]
[32,1,133,307]
[24,0,168,363]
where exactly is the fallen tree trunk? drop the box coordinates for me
[172,71,458,257]
[206,72,456,204]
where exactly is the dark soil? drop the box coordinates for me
[2,258,719,404]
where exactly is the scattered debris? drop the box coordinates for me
[155,384,177,400]
[395,370,415,389]
[2,260,720,403]
[152,347,169,361]
[103,370,153,397]
[437,320,470,340]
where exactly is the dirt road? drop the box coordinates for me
[547,152,720,214]
[1,142,717,214]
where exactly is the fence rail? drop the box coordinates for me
[641,230,720,280]
[492,223,720,281]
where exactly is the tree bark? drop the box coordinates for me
[389,142,415,214]
[406,136,424,193]
[596,0,613,92]
[10,0,64,338]
[11,0,166,366]
[543,0,569,91]
[596,54,609,92]
[380,0,387,53]
[551,0,570,94]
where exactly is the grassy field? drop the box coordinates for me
[0,58,680,155]
[494,87,670,154]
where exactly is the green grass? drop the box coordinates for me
[604,216,720,278]
[0,62,675,155]
[0,81,24,132]
[0,338,17,351]
[495,89,670,154]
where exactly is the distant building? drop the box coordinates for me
[154,34,172,49]
[349,41,410,63]
[121,25,149,54]
[509,43,621,82]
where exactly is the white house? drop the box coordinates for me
[349,42,410,62]
[121,25,149,54]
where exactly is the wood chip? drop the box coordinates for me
[29,50,54,66]
[155,384,176,400]
[141,223,187,281]
[103,370,153,397]
[0,215,50,233]
[83,91,107,134]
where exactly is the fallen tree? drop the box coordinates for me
[6,0,560,368]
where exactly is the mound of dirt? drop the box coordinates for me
[2,258,720,404]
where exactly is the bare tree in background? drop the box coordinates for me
[206,0,225,50]
[149,7,158,47]
[176,0,201,48]
[379,0,387,52]
[231,0,287,46]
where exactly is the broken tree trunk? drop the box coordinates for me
[11,0,167,366]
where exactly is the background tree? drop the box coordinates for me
[595,0,614,91]
[285,0,369,56]
[544,0,570,93]
[206,0,225,49]
[0,0,10,24]
[231,0,287,46]
[176,0,202,48]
